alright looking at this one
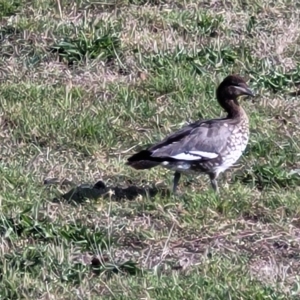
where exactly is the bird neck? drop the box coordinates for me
[219,98,244,119]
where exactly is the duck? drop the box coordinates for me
[126,75,255,193]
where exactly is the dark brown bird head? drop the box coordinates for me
[216,75,254,116]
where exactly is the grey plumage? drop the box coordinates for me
[126,74,255,193]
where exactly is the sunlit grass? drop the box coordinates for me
[0,0,299,298]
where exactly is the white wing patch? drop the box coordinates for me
[170,151,218,161]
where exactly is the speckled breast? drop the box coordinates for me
[212,119,249,176]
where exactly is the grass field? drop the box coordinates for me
[1,0,300,298]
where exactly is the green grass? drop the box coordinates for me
[0,0,300,298]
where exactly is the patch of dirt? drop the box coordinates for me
[68,215,300,291]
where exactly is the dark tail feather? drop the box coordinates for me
[126,150,161,170]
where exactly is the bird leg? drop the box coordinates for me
[173,171,181,194]
[209,173,219,194]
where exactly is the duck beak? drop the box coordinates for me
[235,86,255,97]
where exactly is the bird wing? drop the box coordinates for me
[148,118,232,162]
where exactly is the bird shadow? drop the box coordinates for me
[50,180,171,205]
